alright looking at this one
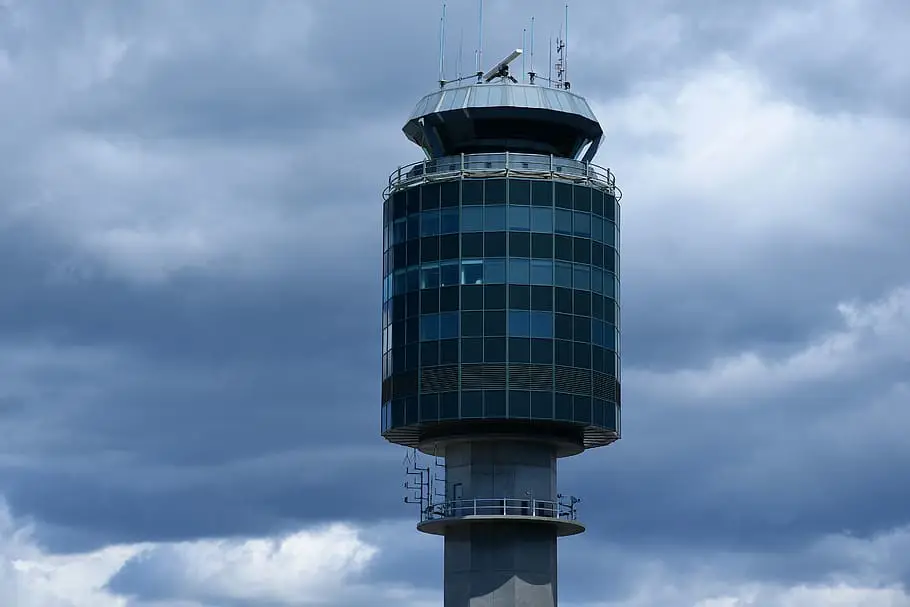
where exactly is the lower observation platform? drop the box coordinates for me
[417,497,585,537]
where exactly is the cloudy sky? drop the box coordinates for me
[1,0,909,605]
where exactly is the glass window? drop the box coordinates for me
[531,233,552,259]
[555,182,572,209]
[573,186,591,212]
[485,205,507,231]
[554,235,573,261]
[462,337,483,362]
[530,339,553,364]
[530,285,552,311]
[573,212,591,237]
[530,311,553,338]
[407,215,420,240]
[508,205,531,231]
[461,207,484,232]
[485,284,506,308]
[485,232,507,257]
[420,314,439,341]
[485,337,507,362]
[485,259,506,283]
[555,313,572,339]
[462,391,483,418]
[509,285,530,310]
[530,260,553,285]
[393,219,407,244]
[509,232,531,258]
[463,179,484,205]
[407,267,419,292]
[440,261,459,287]
[462,260,484,285]
[592,269,604,294]
[531,392,553,419]
[485,311,507,336]
[554,262,573,288]
[485,390,507,417]
[574,316,591,342]
[603,221,616,246]
[509,179,531,205]
[422,183,440,210]
[531,181,552,206]
[531,207,553,232]
[440,181,460,207]
[592,320,604,348]
[554,209,573,234]
[462,285,483,310]
[462,233,483,258]
[509,258,530,284]
[605,326,617,350]
[509,310,530,336]
[592,216,603,242]
[603,273,615,298]
[509,338,531,362]
[420,264,440,289]
[485,179,507,204]
[439,312,459,339]
[573,264,591,290]
[461,311,484,337]
[420,288,439,314]
[439,234,459,260]
[440,208,459,234]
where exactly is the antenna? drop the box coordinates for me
[457,27,464,80]
[564,3,570,89]
[476,0,484,82]
[438,2,447,87]
[522,28,527,83]
[528,17,536,84]
[482,48,523,83]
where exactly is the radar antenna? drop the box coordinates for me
[482,48,523,83]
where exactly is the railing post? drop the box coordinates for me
[505,150,509,177]
[460,152,465,175]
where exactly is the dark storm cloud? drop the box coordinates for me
[1,0,910,605]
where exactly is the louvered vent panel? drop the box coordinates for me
[420,366,459,394]
[593,372,618,401]
[508,364,553,391]
[460,364,507,390]
[554,366,592,395]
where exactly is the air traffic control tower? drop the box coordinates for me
[380,39,622,607]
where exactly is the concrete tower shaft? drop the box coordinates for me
[380,45,622,607]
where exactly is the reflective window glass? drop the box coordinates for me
[530,260,553,285]
[603,273,615,298]
[461,207,484,232]
[573,212,591,237]
[439,312,459,339]
[530,311,553,338]
[485,206,507,231]
[393,219,407,244]
[440,261,459,287]
[508,310,531,336]
[531,207,553,232]
[508,206,531,231]
[554,262,573,288]
[485,311,507,336]
[592,216,603,242]
[440,208,459,234]
[592,268,604,294]
[509,258,530,284]
[407,215,419,240]
[420,314,439,341]
[407,267,419,292]
[485,179,507,204]
[509,179,531,205]
[419,265,439,289]
[603,221,616,246]
[485,259,506,283]
[462,260,484,285]
[573,264,591,291]
[554,209,573,234]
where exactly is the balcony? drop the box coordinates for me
[385,152,621,201]
[416,497,585,537]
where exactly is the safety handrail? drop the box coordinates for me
[421,497,579,523]
[385,152,621,201]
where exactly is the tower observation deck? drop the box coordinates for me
[380,40,622,607]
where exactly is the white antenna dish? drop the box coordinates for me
[482,48,523,82]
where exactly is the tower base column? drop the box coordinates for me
[444,522,558,607]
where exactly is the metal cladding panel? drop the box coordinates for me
[409,83,597,122]
[380,171,621,449]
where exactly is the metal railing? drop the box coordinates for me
[421,497,579,523]
[385,152,621,200]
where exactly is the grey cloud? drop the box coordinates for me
[1,0,909,605]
